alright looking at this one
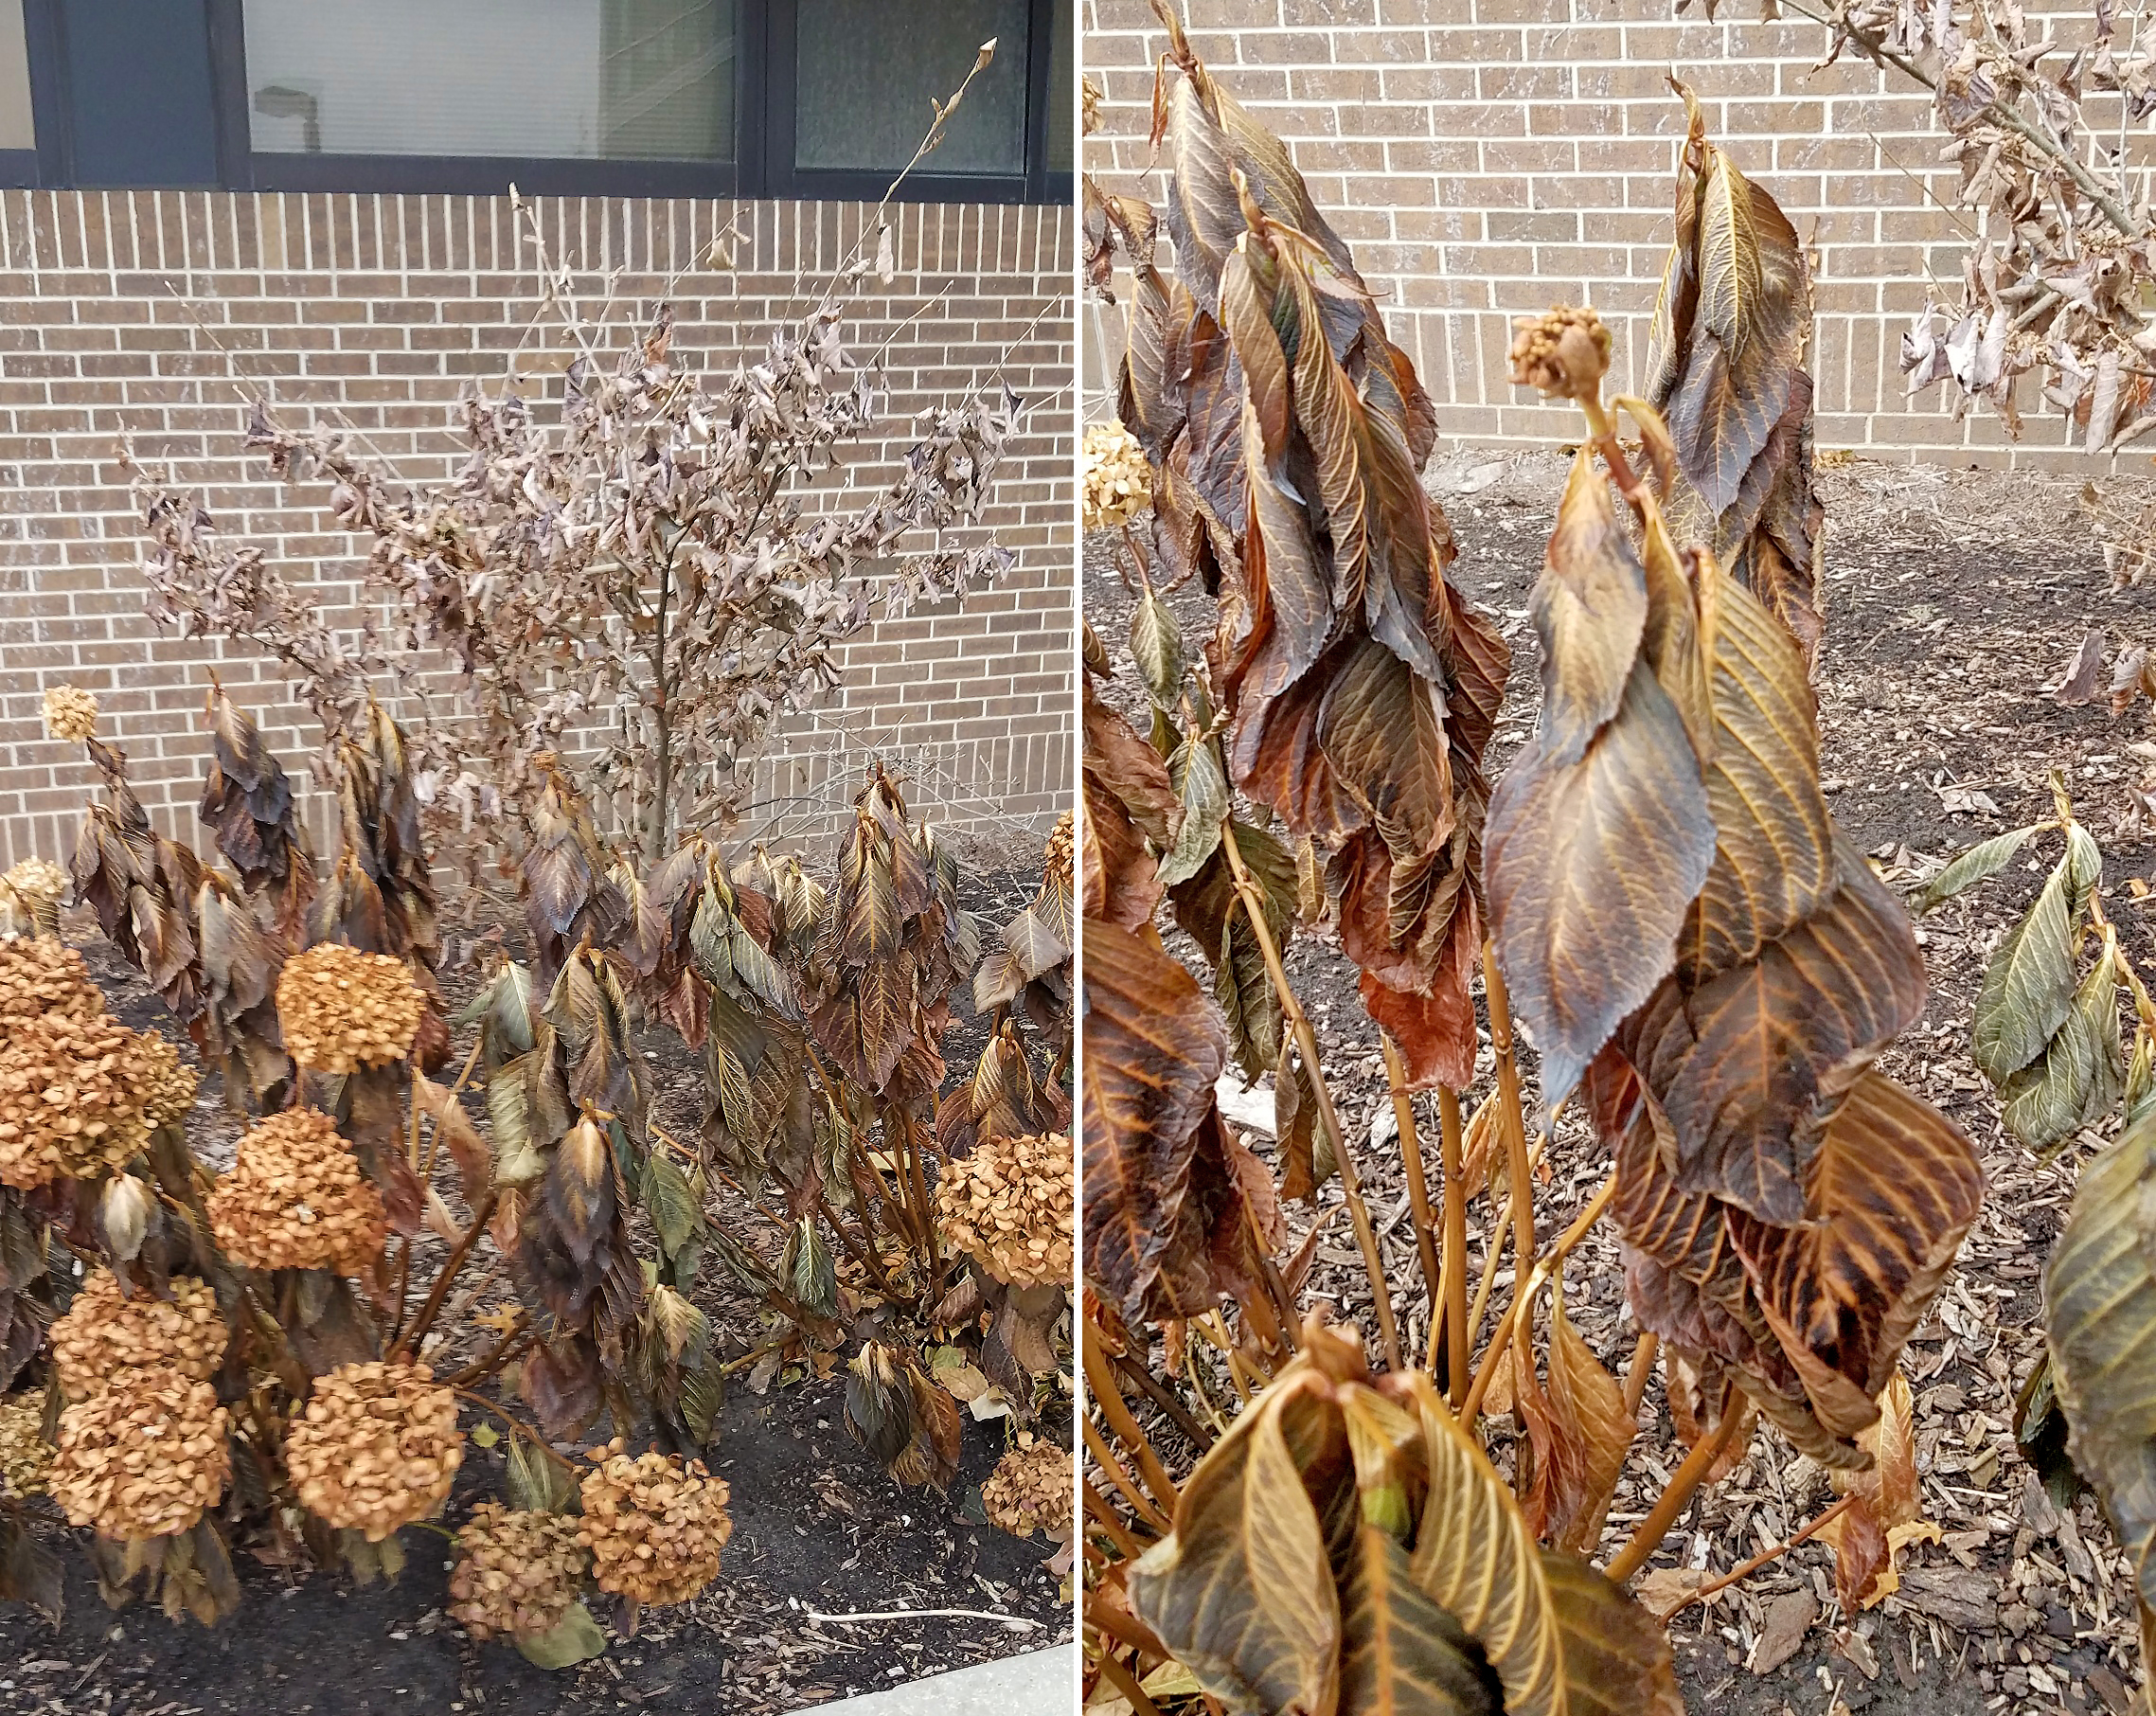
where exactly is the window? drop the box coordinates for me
[0,0,1071,202]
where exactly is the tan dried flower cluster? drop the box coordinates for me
[0,1394,52,1498]
[276,942,425,1073]
[0,1010,153,1189]
[137,1029,200,1130]
[42,684,98,744]
[48,1366,230,1542]
[1081,421,1150,531]
[981,1434,1071,1538]
[0,937,101,1034]
[207,1107,387,1275]
[448,1503,590,1641]
[0,860,66,938]
[579,1441,733,1607]
[934,1131,1073,1288]
[1507,304,1613,402]
[1043,810,1071,885]
[49,1270,225,1399]
[284,1361,463,1542]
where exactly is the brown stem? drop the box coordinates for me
[387,1187,502,1361]
[1081,1479,1148,1560]
[419,1034,487,1180]
[1089,1640,1166,1716]
[446,1321,533,1389]
[1247,1197,1300,1356]
[1605,1405,1746,1583]
[1081,1414,1174,1535]
[1622,1330,1661,1420]
[1219,820,1400,1370]
[1461,1174,1615,1431]
[1083,1337,1180,1516]
[1114,1350,1215,1454]
[1674,1493,1862,1611]
[1435,1083,1470,1408]
[1480,940,1535,1263]
[1382,1035,1445,1341]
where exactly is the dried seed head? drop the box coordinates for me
[1081,421,1151,531]
[0,1394,52,1498]
[0,937,102,1037]
[284,1361,463,1543]
[135,1030,200,1131]
[1507,304,1613,402]
[42,685,98,744]
[1042,811,1072,890]
[206,1107,387,1275]
[934,1131,1074,1289]
[578,1443,733,1608]
[275,943,426,1074]
[980,1433,1071,1539]
[448,1502,590,1641]
[0,1010,154,1189]
[0,861,66,939]
[50,1270,226,1399]
[49,1365,230,1542]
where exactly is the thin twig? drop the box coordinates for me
[1382,1035,1446,1336]
[1669,1493,1862,1612]
[1461,1174,1616,1430]
[1435,1083,1470,1406]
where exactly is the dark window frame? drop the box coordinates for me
[8,0,1071,203]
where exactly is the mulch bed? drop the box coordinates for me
[1085,451,2156,1716]
[0,860,1072,1716]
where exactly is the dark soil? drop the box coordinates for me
[1085,452,2156,1716]
[0,861,1070,1716]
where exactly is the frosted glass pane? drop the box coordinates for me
[0,3,31,152]
[243,0,735,161]
[795,0,1025,174]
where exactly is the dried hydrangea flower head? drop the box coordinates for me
[48,1365,231,1542]
[448,1503,591,1642]
[276,942,426,1073]
[0,859,66,938]
[1043,809,1072,885]
[0,937,102,1036]
[578,1440,733,1607]
[207,1107,387,1275]
[0,1010,153,1189]
[42,684,98,744]
[1507,303,1613,402]
[1081,421,1151,531]
[136,1030,200,1130]
[49,1270,226,1399]
[934,1130,1074,1289]
[981,1433,1071,1539]
[0,1394,52,1498]
[283,1360,463,1543]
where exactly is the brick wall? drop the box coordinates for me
[1082,0,2117,471]
[0,191,1074,872]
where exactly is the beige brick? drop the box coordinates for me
[0,191,1073,866]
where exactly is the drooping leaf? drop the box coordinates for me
[1337,1524,1502,1716]
[1997,939,2124,1153]
[1915,824,2041,914]
[1081,921,1228,1322]
[1541,1287,1634,1558]
[1131,582,1185,707]
[1129,1365,1349,1716]
[2044,1108,2156,1623]
[1725,1071,1983,1439]
[1627,839,1926,1225]
[1156,735,1229,889]
[1486,662,1716,1107]
[1971,847,2084,1085]
[1531,449,1650,769]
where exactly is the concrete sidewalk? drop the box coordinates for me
[817,1643,1075,1713]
